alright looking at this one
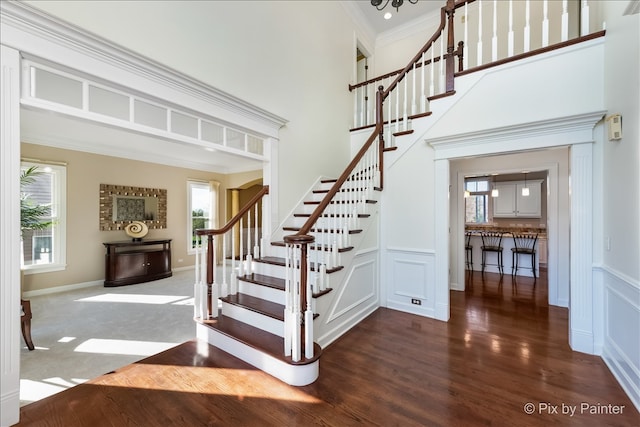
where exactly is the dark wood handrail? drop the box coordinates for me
[289,89,384,239]
[292,1,460,238]
[195,185,269,236]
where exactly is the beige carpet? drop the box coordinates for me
[20,268,199,406]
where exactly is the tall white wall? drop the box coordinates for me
[599,0,640,412]
[24,0,357,228]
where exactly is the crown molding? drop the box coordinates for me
[339,0,376,52]
[428,111,607,160]
[0,1,287,138]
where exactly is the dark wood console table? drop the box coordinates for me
[103,239,172,287]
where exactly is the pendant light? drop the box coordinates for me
[491,175,499,197]
[522,172,530,196]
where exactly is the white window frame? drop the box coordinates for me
[187,180,217,255]
[464,178,493,224]
[21,161,67,274]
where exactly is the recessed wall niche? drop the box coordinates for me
[99,184,167,231]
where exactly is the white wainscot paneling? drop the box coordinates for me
[326,255,377,323]
[601,268,640,412]
[386,248,435,318]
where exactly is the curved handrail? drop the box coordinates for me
[195,185,269,236]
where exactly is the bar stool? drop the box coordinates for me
[481,232,504,275]
[465,232,473,270]
[511,233,538,278]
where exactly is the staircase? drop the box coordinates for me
[195,178,380,386]
[193,0,603,387]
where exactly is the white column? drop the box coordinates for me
[1,45,22,427]
[434,159,450,321]
[569,143,595,354]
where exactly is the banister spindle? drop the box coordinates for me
[420,51,426,112]
[222,234,228,297]
[439,30,445,93]
[524,0,531,52]
[411,61,417,116]
[403,77,408,131]
[580,0,590,36]
[254,204,259,259]
[208,235,218,318]
[477,0,483,66]
[542,0,549,47]
[492,0,498,62]
[508,0,514,57]
[463,2,469,70]
[561,0,569,41]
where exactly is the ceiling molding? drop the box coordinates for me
[0,1,288,138]
[376,8,443,48]
[428,111,607,160]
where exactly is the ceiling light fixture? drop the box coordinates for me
[522,172,530,196]
[491,174,499,198]
[371,0,418,13]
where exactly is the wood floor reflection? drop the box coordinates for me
[17,269,639,426]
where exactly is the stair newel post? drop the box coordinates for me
[377,85,385,190]
[445,0,456,93]
[303,242,314,359]
[194,233,202,320]
[283,243,292,357]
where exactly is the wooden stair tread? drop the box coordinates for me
[393,129,414,137]
[294,213,370,218]
[282,226,362,234]
[256,256,343,274]
[201,315,321,366]
[239,273,284,290]
[271,241,354,253]
[221,293,284,321]
[304,199,377,205]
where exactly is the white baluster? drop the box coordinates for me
[411,61,417,116]
[581,0,590,36]
[463,3,469,70]
[253,204,259,259]
[429,47,435,96]
[394,80,399,137]
[194,238,201,319]
[420,51,426,112]
[284,244,292,357]
[524,0,531,53]
[353,85,358,128]
[245,212,252,274]
[508,0,514,57]
[439,32,445,93]
[199,237,208,319]
[386,77,392,145]
[210,237,219,318]
[492,0,498,62]
[477,0,483,66]
[231,222,237,294]
[221,234,228,298]
[403,76,408,131]
[238,217,244,277]
[292,246,301,362]
[561,0,569,42]
[542,0,549,47]
[305,245,314,359]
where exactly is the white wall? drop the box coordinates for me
[24,0,357,228]
[600,0,640,412]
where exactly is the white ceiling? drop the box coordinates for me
[353,0,442,35]
[22,1,442,175]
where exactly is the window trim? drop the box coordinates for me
[464,178,493,224]
[187,180,217,255]
[21,161,67,274]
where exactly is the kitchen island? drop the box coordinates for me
[465,226,546,277]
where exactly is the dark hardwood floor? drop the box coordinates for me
[17,270,639,426]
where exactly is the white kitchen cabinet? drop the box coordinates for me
[493,180,542,218]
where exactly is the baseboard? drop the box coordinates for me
[22,280,102,298]
[1,389,20,427]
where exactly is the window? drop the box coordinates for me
[21,161,66,272]
[465,179,491,224]
[187,180,218,252]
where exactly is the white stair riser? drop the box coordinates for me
[196,324,319,386]
[238,279,285,305]
[221,301,284,338]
